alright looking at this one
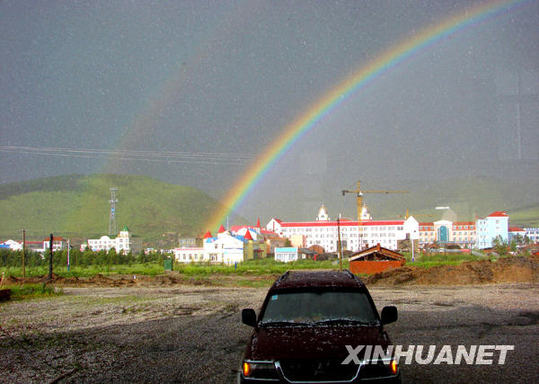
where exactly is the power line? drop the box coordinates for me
[0,145,256,165]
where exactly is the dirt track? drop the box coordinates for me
[1,283,538,384]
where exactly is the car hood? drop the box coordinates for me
[247,325,390,361]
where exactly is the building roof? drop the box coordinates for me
[509,227,525,232]
[488,211,509,217]
[349,244,405,262]
[244,230,253,240]
[218,224,226,233]
[42,236,64,241]
[230,225,277,236]
[203,231,212,239]
[279,220,404,228]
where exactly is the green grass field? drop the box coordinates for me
[401,251,487,268]
[0,263,167,278]
[1,253,491,280]
[0,284,63,301]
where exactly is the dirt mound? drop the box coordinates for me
[365,255,538,286]
[1,275,21,285]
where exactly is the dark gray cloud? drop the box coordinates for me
[1,0,538,222]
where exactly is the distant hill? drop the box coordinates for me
[506,204,539,227]
[0,174,244,246]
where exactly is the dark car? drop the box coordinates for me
[239,270,400,384]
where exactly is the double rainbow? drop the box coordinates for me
[205,0,528,231]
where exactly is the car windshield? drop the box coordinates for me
[260,290,378,325]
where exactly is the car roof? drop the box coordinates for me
[270,270,365,291]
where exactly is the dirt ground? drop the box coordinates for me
[0,283,538,384]
[1,257,538,383]
[365,255,538,286]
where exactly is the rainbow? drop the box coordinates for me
[205,0,529,231]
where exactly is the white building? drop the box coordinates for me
[0,239,23,251]
[87,226,136,253]
[523,228,539,243]
[173,247,206,263]
[266,205,419,252]
[173,226,257,265]
[42,236,66,252]
[274,247,299,262]
[475,211,509,249]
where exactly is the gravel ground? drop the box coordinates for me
[0,284,538,383]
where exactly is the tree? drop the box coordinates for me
[492,236,509,256]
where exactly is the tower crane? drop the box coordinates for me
[341,180,408,223]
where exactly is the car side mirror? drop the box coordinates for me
[241,308,257,327]
[381,306,398,325]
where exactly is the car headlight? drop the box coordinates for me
[243,360,278,379]
[360,358,399,379]
[390,359,398,375]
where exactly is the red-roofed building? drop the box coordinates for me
[265,204,419,252]
[508,226,526,244]
[349,244,406,274]
[488,211,509,217]
[418,221,476,248]
[42,236,66,252]
[476,211,510,249]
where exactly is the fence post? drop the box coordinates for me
[49,234,53,280]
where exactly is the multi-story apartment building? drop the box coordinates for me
[86,226,140,254]
[523,228,539,243]
[475,211,509,249]
[418,221,476,248]
[266,205,419,252]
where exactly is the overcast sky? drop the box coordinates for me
[1,0,538,222]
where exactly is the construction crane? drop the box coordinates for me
[341,180,408,223]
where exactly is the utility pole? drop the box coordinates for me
[337,216,343,271]
[48,233,53,281]
[21,229,26,278]
[109,187,119,236]
[67,239,70,272]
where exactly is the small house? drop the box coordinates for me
[349,244,406,274]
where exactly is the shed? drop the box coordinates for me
[349,244,406,274]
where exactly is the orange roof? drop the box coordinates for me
[488,211,508,217]
[350,243,405,261]
[509,227,525,232]
[42,236,64,241]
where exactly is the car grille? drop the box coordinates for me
[279,359,359,382]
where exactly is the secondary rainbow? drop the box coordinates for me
[205,0,529,231]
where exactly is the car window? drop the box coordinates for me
[261,290,378,324]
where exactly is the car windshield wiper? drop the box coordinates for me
[259,320,309,327]
[314,319,378,326]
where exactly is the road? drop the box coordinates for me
[0,284,537,383]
